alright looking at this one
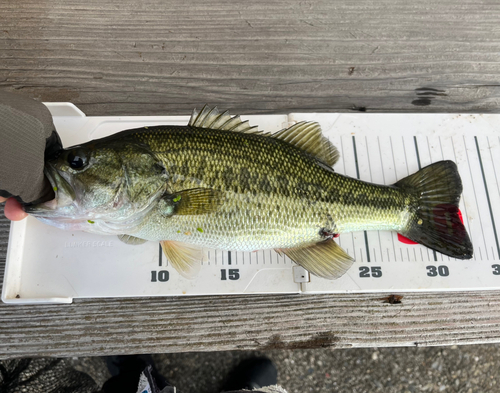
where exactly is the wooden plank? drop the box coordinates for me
[0,0,500,115]
[3,0,500,358]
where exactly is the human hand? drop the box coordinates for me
[0,196,27,221]
[0,91,62,221]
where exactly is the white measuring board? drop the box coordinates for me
[2,105,500,304]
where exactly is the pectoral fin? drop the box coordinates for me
[276,239,354,279]
[165,188,224,216]
[117,234,148,245]
[160,240,204,279]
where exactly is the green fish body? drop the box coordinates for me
[135,127,406,245]
[27,107,473,279]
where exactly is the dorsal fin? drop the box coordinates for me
[188,106,339,166]
[189,105,261,134]
[273,122,339,167]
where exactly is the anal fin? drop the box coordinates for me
[276,239,354,279]
[160,240,204,279]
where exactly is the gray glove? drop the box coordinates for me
[0,91,62,204]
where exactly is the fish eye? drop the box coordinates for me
[67,149,88,170]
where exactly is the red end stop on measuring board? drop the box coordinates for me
[397,208,464,244]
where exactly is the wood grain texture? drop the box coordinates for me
[1,0,500,115]
[2,0,500,358]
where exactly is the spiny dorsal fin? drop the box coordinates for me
[189,106,339,166]
[189,105,261,134]
[276,238,354,279]
[273,122,339,167]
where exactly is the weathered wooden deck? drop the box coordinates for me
[1,0,500,358]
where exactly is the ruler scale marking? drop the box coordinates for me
[413,136,422,169]
[340,136,357,261]
[402,136,410,176]
[490,137,500,203]
[365,135,384,263]
[366,137,384,261]
[439,136,454,261]
[474,136,500,260]
[426,136,432,163]
[438,136,445,161]
[339,136,356,259]
[390,137,398,180]
[377,136,386,184]
[393,135,416,262]
[425,136,441,262]
[379,136,397,262]
[450,137,475,260]
[352,136,371,263]
[414,137,438,262]
[464,136,489,260]
[158,244,162,267]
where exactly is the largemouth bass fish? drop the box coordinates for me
[27,107,473,279]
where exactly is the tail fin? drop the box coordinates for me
[395,160,473,259]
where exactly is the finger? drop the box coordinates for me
[0,197,7,203]
[4,198,28,221]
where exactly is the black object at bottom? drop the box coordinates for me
[222,357,278,392]
[102,355,169,393]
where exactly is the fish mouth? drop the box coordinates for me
[25,165,76,215]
